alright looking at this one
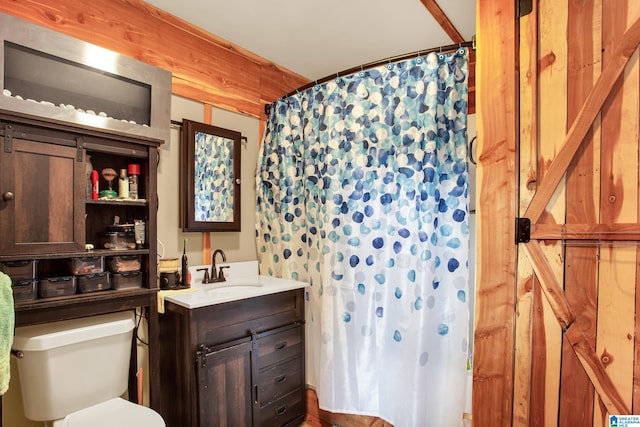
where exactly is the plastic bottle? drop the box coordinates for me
[128,164,140,199]
[118,169,129,199]
[91,170,99,200]
[86,154,93,200]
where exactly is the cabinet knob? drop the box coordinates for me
[2,191,14,201]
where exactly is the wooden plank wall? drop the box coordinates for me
[559,0,601,424]
[476,0,640,426]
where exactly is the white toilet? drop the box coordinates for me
[12,311,165,427]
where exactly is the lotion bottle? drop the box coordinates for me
[119,169,129,199]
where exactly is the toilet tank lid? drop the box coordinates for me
[13,311,135,352]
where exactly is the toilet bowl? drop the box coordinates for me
[52,397,165,427]
[12,311,164,426]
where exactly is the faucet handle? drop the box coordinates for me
[196,268,210,284]
[217,265,230,282]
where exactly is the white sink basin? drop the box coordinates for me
[205,281,264,294]
[164,261,308,309]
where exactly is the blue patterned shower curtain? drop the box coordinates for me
[256,50,470,427]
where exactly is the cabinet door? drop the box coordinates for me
[197,339,253,427]
[0,137,84,255]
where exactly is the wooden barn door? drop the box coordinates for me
[514,2,640,425]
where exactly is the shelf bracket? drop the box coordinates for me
[516,217,531,244]
[4,124,12,153]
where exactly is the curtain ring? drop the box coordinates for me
[359,65,365,77]
[386,58,393,70]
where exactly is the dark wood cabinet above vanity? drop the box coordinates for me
[0,111,161,325]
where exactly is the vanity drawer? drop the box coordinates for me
[254,323,303,369]
[255,388,304,427]
[256,357,303,406]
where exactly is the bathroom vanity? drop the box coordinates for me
[158,265,307,427]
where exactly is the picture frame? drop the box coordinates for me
[180,119,241,232]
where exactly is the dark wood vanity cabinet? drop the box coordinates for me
[159,288,306,427]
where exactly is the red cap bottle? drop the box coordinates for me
[91,170,99,200]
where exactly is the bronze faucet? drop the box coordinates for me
[196,268,211,284]
[211,249,228,282]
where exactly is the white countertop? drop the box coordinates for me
[163,260,308,309]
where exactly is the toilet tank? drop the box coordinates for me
[12,311,135,422]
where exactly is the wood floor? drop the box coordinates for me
[301,389,394,427]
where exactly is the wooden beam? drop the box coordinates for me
[565,324,632,416]
[473,0,518,425]
[524,16,640,223]
[202,104,213,265]
[531,223,640,241]
[521,242,575,329]
[513,1,538,422]
[419,0,465,43]
[0,0,310,119]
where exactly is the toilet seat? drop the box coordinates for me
[52,397,165,427]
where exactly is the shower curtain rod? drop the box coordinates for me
[265,40,474,115]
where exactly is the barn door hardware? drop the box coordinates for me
[515,217,531,243]
[4,124,12,153]
[519,0,533,17]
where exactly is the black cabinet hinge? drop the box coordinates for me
[4,124,12,153]
[515,217,531,243]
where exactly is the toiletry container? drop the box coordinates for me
[12,311,165,426]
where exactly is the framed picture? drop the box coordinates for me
[180,119,241,231]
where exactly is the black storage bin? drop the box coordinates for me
[76,272,111,293]
[67,256,104,275]
[111,270,143,290]
[106,255,141,273]
[39,276,76,298]
[11,279,37,302]
[1,260,36,279]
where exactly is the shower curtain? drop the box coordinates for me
[256,49,470,427]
